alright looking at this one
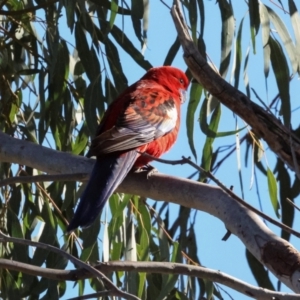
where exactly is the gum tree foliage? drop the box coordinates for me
[1,0,300,299]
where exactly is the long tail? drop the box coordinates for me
[67,151,138,232]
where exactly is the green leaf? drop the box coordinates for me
[109,194,130,239]
[32,200,57,266]
[189,0,197,42]
[164,37,180,66]
[218,0,234,78]
[157,216,169,262]
[186,82,202,160]
[104,37,128,93]
[81,216,100,249]
[199,98,220,137]
[137,226,149,261]
[197,0,205,37]
[9,185,22,217]
[105,76,118,104]
[268,36,291,126]
[267,5,298,74]
[64,0,76,31]
[38,70,47,144]
[246,249,275,290]
[138,200,151,235]
[125,220,137,294]
[111,240,123,260]
[200,99,246,138]
[138,272,146,298]
[109,0,118,28]
[259,3,271,78]
[288,0,300,72]
[156,242,181,300]
[142,0,149,47]
[72,121,89,155]
[234,17,244,88]
[136,201,151,262]
[249,0,260,53]
[7,208,28,264]
[103,219,110,262]
[204,279,214,300]
[110,24,152,71]
[84,76,103,136]
[267,167,280,218]
[75,22,100,83]
[276,159,294,241]
[243,46,251,97]
[9,103,18,124]
[131,0,144,44]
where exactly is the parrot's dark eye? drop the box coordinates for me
[179,78,184,84]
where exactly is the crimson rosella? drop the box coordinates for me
[67,66,189,232]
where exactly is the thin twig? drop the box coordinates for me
[286,198,300,212]
[0,258,299,299]
[0,173,88,187]
[67,291,113,300]
[159,0,171,9]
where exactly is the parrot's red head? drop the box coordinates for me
[142,66,189,102]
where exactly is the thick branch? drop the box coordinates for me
[171,0,300,171]
[0,258,298,300]
[1,131,300,292]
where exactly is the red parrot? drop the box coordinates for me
[67,66,189,232]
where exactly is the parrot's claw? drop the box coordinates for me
[135,164,158,178]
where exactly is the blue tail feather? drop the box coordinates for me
[67,151,138,232]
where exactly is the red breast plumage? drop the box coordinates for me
[67,66,189,232]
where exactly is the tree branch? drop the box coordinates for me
[1,131,300,292]
[0,258,299,300]
[171,0,300,172]
[0,172,88,187]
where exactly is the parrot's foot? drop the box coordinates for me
[135,164,158,178]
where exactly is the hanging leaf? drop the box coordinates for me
[267,5,298,74]
[131,0,144,45]
[197,0,205,37]
[109,0,119,28]
[259,3,271,79]
[186,82,202,160]
[110,24,152,70]
[269,36,291,126]
[164,37,181,66]
[200,99,246,138]
[233,17,245,88]
[189,0,198,42]
[246,249,275,290]
[218,0,235,78]
[249,0,260,53]
[267,167,281,218]
[288,0,300,72]
[243,45,251,97]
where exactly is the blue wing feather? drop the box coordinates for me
[67,151,138,231]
